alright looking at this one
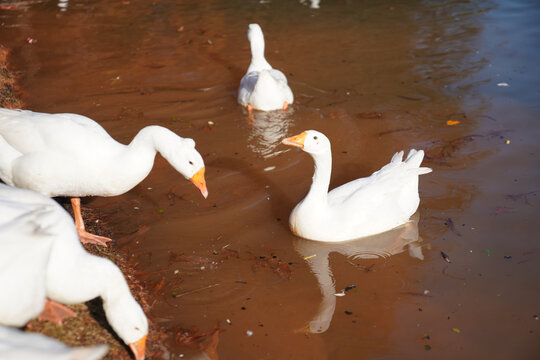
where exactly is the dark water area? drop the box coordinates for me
[1,0,539,358]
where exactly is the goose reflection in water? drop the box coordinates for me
[247,110,294,159]
[300,0,320,9]
[293,214,424,333]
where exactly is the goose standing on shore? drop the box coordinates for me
[0,108,208,246]
[0,184,148,360]
[282,130,432,242]
[238,24,294,114]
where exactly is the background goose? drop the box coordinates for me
[0,108,208,246]
[0,325,108,360]
[282,130,432,242]
[0,184,148,360]
[237,24,294,113]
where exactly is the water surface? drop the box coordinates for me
[1,0,539,358]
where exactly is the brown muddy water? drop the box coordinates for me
[1,0,540,358]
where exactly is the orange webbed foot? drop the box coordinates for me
[38,299,76,325]
[78,229,112,247]
[71,197,112,247]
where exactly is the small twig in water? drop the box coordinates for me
[174,283,220,298]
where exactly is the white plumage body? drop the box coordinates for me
[284,130,432,242]
[0,108,206,198]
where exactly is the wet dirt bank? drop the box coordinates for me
[0,45,22,109]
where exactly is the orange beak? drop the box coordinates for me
[129,335,147,360]
[282,132,307,148]
[190,167,208,199]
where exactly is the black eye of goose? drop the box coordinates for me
[189,161,194,165]
[313,136,318,140]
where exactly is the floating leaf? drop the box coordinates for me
[484,249,492,255]
[452,328,461,334]
[446,120,460,126]
[424,345,432,351]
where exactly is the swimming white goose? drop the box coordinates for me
[0,184,148,360]
[0,108,208,246]
[237,24,294,113]
[0,325,108,360]
[282,130,432,242]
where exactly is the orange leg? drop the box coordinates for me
[71,197,112,246]
[37,299,76,325]
[246,104,254,124]
[282,101,289,111]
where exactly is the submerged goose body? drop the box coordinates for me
[238,24,293,112]
[0,184,147,360]
[282,130,432,242]
[0,108,208,245]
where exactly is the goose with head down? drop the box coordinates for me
[0,108,208,246]
[282,130,432,242]
[238,24,294,114]
[0,184,148,360]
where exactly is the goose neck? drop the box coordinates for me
[306,151,332,202]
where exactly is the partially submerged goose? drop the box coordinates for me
[282,130,431,242]
[238,24,294,113]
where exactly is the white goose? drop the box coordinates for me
[0,184,148,360]
[237,24,294,113]
[282,130,432,242]
[0,325,108,360]
[0,108,208,246]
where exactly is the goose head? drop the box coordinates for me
[103,290,148,360]
[158,134,208,199]
[282,130,331,155]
